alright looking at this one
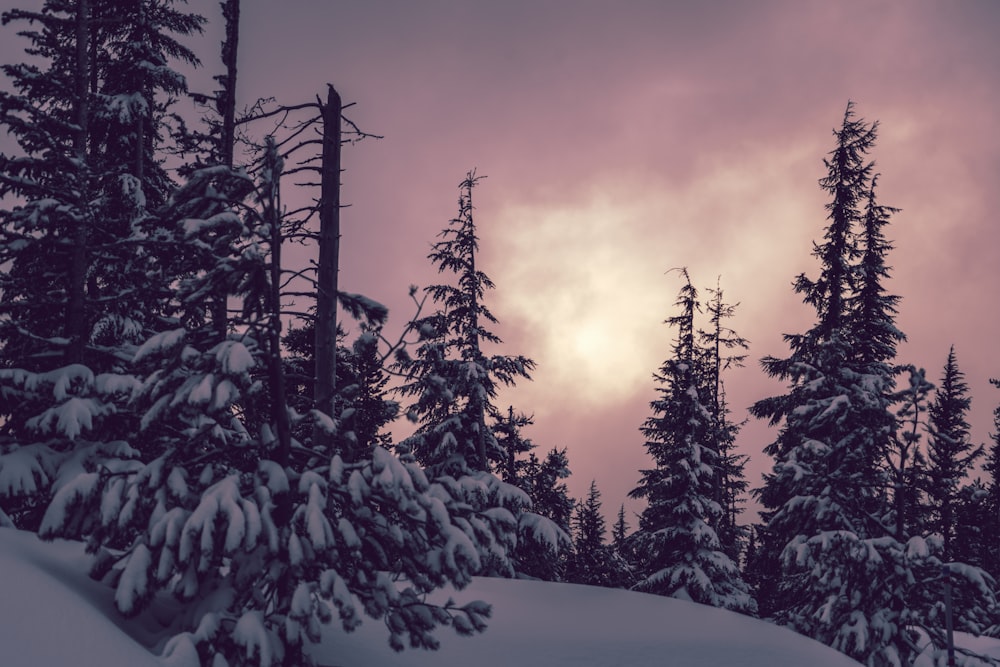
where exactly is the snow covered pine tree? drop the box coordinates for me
[751,102,997,665]
[2,5,523,664]
[629,269,756,614]
[396,171,570,580]
[0,0,202,529]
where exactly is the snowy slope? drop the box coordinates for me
[2,527,998,667]
[311,575,865,667]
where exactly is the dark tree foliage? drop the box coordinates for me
[887,366,933,540]
[396,172,535,478]
[629,269,755,613]
[750,102,996,665]
[924,346,982,561]
[698,281,750,562]
[0,0,203,529]
[982,378,1000,579]
[1,6,536,663]
[566,481,631,588]
[510,446,574,581]
[495,406,536,487]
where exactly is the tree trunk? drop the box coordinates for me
[211,0,241,341]
[313,85,342,453]
[263,141,292,465]
[66,0,91,364]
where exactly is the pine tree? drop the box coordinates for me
[698,281,750,562]
[924,346,982,561]
[982,378,1000,578]
[566,481,630,588]
[510,447,574,581]
[0,0,203,529]
[751,103,995,664]
[494,405,536,488]
[630,269,755,614]
[397,172,535,477]
[396,172,566,580]
[888,366,934,540]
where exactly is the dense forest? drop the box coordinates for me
[1,2,999,667]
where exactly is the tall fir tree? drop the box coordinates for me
[396,172,566,579]
[630,269,755,614]
[924,346,982,561]
[982,378,1000,579]
[0,0,203,529]
[698,280,751,562]
[397,172,534,477]
[887,366,934,540]
[751,102,995,664]
[566,481,631,588]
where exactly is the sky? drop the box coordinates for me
[4,0,1000,523]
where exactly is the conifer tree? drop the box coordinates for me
[610,504,637,588]
[751,103,995,664]
[924,346,982,561]
[888,366,933,540]
[698,281,750,561]
[566,481,630,588]
[396,172,566,579]
[495,406,536,487]
[630,269,755,614]
[982,378,1000,578]
[0,0,203,529]
[397,172,534,476]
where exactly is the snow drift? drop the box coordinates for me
[2,527,998,666]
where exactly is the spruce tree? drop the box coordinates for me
[888,366,933,540]
[630,269,755,614]
[924,346,982,561]
[397,172,534,477]
[0,0,203,529]
[982,378,1000,579]
[751,103,995,664]
[566,481,630,588]
[396,172,566,579]
[698,281,750,562]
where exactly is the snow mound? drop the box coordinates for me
[312,576,867,667]
[3,527,999,667]
[0,529,165,667]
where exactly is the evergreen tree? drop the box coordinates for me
[924,346,982,561]
[982,378,1000,579]
[397,172,534,477]
[510,446,574,581]
[887,366,933,540]
[751,103,995,664]
[395,172,566,579]
[494,405,536,488]
[0,0,203,529]
[630,269,755,614]
[566,481,631,588]
[698,281,750,562]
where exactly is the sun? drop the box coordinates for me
[485,194,669,407]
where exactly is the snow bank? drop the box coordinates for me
[0,529,164,667]
[311,576,868,667]
[3,527,999,667]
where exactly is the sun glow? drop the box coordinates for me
[487,192,669,407]
[484,153,821,412]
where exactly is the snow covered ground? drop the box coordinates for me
[2,527,998,667]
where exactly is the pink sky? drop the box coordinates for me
[5,0,1000,523]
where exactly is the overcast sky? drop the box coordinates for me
[5,0,1000,523]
